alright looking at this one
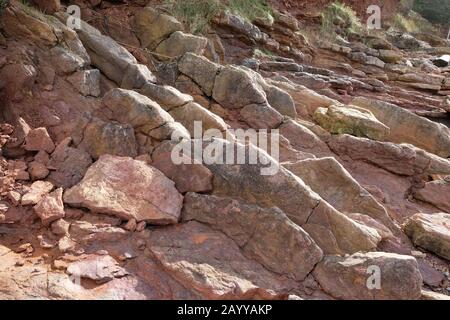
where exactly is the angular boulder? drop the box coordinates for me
[414,180,450,213]
[64,155,183,224]
[102,88,190,140]
[34,188,65,226]
[151,141,213,193]
[403,213,450,260]
[77,25,137,84]
[314,105,390,141]
[48,138,93,188]
[178,53,220,97]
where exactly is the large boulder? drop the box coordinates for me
[133,7,183,50]
[314,105,389,141]
[403,213,450,260]
[239,103,283,129]
[329,134,450,176]
[64,155,183,224]
[313,252,423,300]
[351,97,450,157]
[155,31,207,61]
[182,193,323,281]
[414,180,450,213]
[147,221,291,299]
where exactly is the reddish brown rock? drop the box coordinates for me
[24,127,55,153]
[64,155,183,224]
[34,188,65,226]
[28,161,49,180]
[21,181,54,206]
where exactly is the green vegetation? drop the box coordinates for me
[228,0,273,24]
[164,0,273,34]
[0,0,8,15]
[392,10,437,34]
[164,0,222,34]
[320,1,363,41]
[412,0,450,25]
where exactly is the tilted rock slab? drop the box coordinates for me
[102,88,190,141]
[148,221,292,299]
[313,252,423,300]
[64,154,183,224]
[329,134,450,176]
[182,192,323,281]
[284,157,398,234]
[352,97,450,157]
[403,213,450,260]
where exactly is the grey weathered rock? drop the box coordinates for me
[67,69,101,97]
[102,88,190,140]
[78,119,138,160]
[314,252,423,300]
[351,97,450,157]
[178,53,220,96]
[121,64,157,90]
[329,134,450,176]
[155,31,207,61]
[77,26,137,84]
[139,82,193,111]
[133,7,183,50]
